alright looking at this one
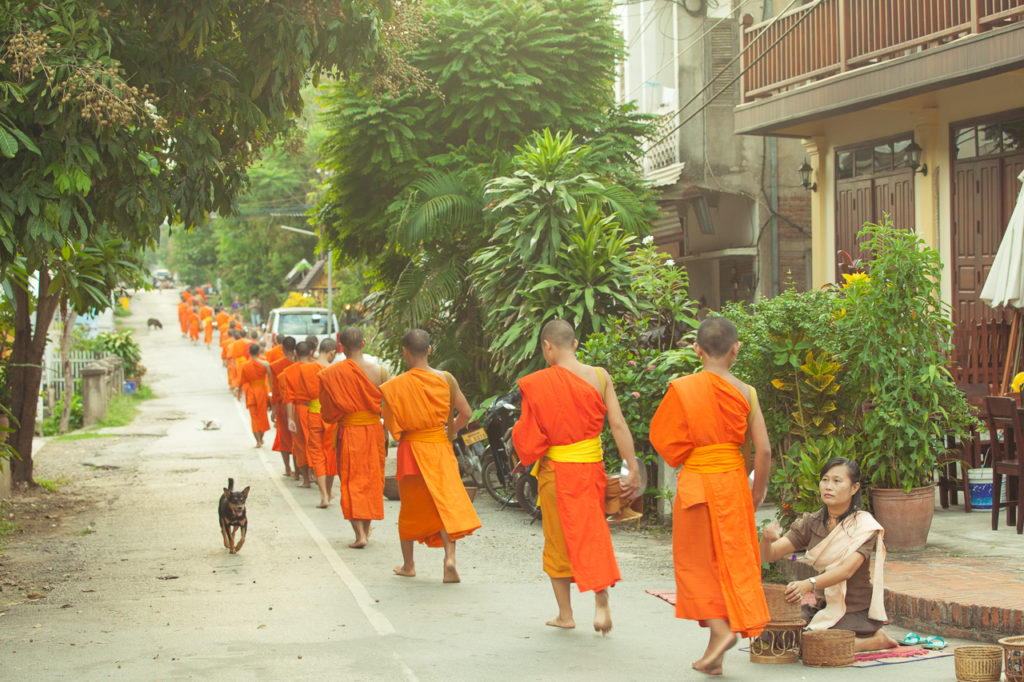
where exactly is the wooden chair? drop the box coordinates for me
[938,383,990,512]
[983,396,1024,534]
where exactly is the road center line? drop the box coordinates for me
[231,401,406,640]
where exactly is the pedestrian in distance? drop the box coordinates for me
[380,329,480,583]
[649,316,772,676]
[512,319,642,635]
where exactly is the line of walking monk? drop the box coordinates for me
[181,292,816,675]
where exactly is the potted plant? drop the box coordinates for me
[836,220,975,550]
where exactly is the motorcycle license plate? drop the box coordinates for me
[461,429,488,446]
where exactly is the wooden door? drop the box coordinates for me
[835,178,873,279]
[952,158,1002,329]
[874,173,916,232]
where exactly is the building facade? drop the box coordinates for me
[734,0,1024,383]
[616,0,813,307]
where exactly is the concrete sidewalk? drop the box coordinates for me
[883,504,1024,642]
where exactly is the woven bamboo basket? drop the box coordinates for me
[762,584,802,622]
[383,476,400,501]
[999,635,1024,682]
[801,629,854,667]
[954,645,1003,682]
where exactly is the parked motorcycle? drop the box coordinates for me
[452,421,488,490]
[480,388,522,507]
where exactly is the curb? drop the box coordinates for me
[884,589,1024,643]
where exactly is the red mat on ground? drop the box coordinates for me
[646,589,676,605]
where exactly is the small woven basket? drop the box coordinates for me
[383,476,400,501]
[999,635,1024,682]
[762,584,802,622]
[954,645,1003,682]
[801,629,854,667]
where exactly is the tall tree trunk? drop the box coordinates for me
[59,307,76,434]
[10,267,61,486]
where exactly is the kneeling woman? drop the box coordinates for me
[760,457,898,652]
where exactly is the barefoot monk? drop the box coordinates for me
[319,326,389,549]
[298,339,340,509]
[512,319,642,636]
[380,329,480,583]
[650,317,772,676]
[236,343,272,447]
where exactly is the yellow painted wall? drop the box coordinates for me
[805,70,1024,312]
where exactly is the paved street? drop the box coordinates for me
[0,290,967,680]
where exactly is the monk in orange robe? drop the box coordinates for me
[270,336,297,478]
[182,289,193,306]
[650,317,772,676]
[227,332,250,391]
[177,298,189,335]
[319,326,389,548]
[297,339,339,508]
[283,341,315,488]
[512,319,641,635]
[265,334,285,364]
[202,315,214,348]
[215,307,230,333]
[187,306,200,343]
[199,303,213,321]
[380,329,480,583]
[236,343,272,446]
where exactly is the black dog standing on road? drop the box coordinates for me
[147,318,163,330]
[219,478,249,553]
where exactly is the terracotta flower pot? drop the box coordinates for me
[870,484,935,551]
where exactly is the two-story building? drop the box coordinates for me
[734,0,1024,385]
[616,0,813,306]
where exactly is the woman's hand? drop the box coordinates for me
[761,521,781,543]
[783,579,814,604]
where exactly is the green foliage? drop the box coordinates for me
[770,349,842,440]
[837,219,974,491]
[34,476,68,493]
[93,329,143,379]
[628,241,700,351]
[41,385,83,436]
[722,287,845,457]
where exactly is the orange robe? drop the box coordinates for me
[265,345,284,364]
[202,316,214,345]
[297,362,338,478]
[270,356,294,453]
[320,359,386,521]
[187,311,200,341]
[182,290,193,305]
[380,369,480,547]
[512,366,620,593]
[227,339,249,388]
[281,362,308,467]
[177,301,189,333]
[650,371,769,638]
[199,304,213,320]
[238,359,271,433]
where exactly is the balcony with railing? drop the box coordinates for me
[735,0,1024,134]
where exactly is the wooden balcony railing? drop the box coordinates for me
[741,0,1024,102]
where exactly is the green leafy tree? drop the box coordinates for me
[316,0,654,399]
[0,0,390,484]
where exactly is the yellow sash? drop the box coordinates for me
[532,436,603,475]
[683,443,745,473]
[308,398,321,414]
[341,410,380,427]
[403,426,449,443]
[248,379,266,388]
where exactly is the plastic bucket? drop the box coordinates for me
[967,468,1006,511]
[123,381,136,395]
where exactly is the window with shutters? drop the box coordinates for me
[706,21,739,107]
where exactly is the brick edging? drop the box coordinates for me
[884,588,1023,643]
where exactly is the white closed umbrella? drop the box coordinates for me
[981,169,1024,308]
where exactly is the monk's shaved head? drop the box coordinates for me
[281,336,296,352]
[339,326,364,351]
[249,329,259,340]
[319,338,337,354]
[541,319,576,349]
[248,343,261,357]
[275,334,284,345]
[305,334,319,348]
[696,317,738,358]
[402,329,430,357]
[295,341,313,358]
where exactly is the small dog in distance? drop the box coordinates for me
[147,318,163,330]
[219,478,249,553]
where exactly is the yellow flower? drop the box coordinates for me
[841,272,870,288]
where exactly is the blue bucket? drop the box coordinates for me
[123,381,136,395]
[967,468,1005,511]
